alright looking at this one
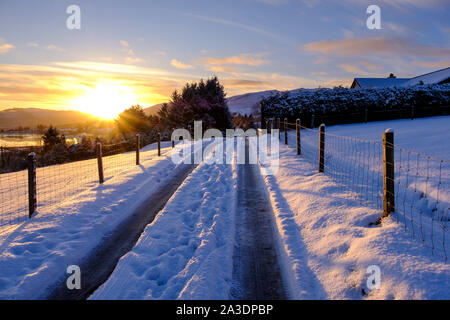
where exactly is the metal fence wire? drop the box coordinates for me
[0,140,172,229]
[283,121,449,261]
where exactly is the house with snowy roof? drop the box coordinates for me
[402,67,450,86]
[350,67,450,89]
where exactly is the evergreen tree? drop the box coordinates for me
[115,105,150,138]
[42,126,63,152]
[157,77,232,131]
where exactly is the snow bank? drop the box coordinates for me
[90,140,238,299]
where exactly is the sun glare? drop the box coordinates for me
[71,83,138,119]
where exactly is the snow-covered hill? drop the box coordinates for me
[226,90,279,116]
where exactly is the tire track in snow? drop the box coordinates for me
[231,140,287,300]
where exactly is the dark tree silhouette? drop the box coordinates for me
[42,126,63,152]
[157,77,232,131]
[115,105,149,138]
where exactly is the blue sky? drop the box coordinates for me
[0,0,449,115]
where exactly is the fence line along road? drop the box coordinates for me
[0,135,171,228]
[279,118,449,262]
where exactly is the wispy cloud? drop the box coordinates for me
[297,0,449,9]
[125,57,145,64]
[201,53,268,67]
[254,0,288,5]
[0,43,14,54]
[411,60,450,69]
[44,44,65,52]
[311,71,328,76]
[120,40,145,64]
[186,13,289,44]
[171,59,193,69]
[304,36,450,59]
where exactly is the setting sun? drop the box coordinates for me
[70,83,138,119]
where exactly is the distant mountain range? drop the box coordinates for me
[0,108,99,129]
[144,90,279,117]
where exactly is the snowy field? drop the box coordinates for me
[286,116,450,258]
[324,116,450,160]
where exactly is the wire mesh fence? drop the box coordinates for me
[390,146,449,261]
[0,170,28,227]
[0,139,174,229]
[282,120,449,261]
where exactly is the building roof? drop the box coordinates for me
[352,78,410,88]
[402,67,450,86]
[350,67,450,89]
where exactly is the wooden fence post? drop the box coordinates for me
[364,108,368,123]
[319,124,325,172]
[284,118,288,145]
[266,120,271,135]
[296,119,301,155]
[172,140,175,148]
[158,133,161,156]
[277,118,281,139]
[96,142,104,184]
[136,133,140,165]
[382,129,395,218]
[27,152,37,218]
[0,146,3,168]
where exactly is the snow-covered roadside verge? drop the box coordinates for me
[256,138,450,299]
[90,140,238,299]
[0,140,204,299]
